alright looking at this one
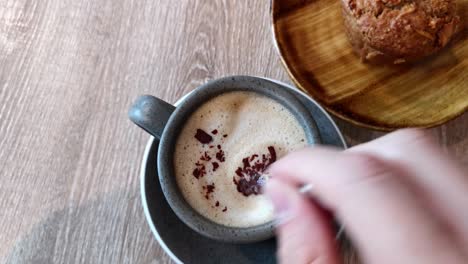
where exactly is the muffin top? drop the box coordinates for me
[344,0,460,60]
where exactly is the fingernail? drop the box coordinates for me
[265,180,294,226]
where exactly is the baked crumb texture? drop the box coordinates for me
[341,0,461,64]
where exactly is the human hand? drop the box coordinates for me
[266,129,468,264]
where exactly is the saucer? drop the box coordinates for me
[140,78,347,264]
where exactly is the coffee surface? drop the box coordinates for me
[174,91,308,228]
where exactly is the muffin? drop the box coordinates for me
[341,0,461,64]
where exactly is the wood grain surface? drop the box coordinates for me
[0,0,466,263]
[272,0,468,130]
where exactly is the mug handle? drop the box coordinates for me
[128,95,176,140]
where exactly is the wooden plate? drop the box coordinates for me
[271,0,468,130]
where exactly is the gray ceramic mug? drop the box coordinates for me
[129,76,321,243]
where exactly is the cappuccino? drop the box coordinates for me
[174,91,307,228]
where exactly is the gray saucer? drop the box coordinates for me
[140,78,347,264]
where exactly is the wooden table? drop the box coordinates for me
[1,1,466,263]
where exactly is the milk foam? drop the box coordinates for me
[174,91,307,228]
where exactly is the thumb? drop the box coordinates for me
[266,179,340,264]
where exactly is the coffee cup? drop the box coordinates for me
[129,76,320,243]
